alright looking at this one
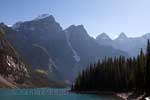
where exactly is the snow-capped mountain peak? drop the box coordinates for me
[34,14,51,20]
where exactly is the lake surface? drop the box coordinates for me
[0,88,123,100]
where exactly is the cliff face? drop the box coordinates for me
[0,28,27,87]
[0,28,66,88]
[0,54,28,84]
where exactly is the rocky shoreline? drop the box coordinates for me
[117,92,148,100]
[71,90,149,100]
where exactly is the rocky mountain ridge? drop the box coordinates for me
[96,32,150,56]
[0,14,128,82]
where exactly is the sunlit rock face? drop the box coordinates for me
[0,28,29,85]
[0,54,28,84]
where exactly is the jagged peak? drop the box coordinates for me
[96,33,111,40]
[66,25,85,31]
[116,32,128,40]
[34,14,55,21]
[12,21,23,29]
[119,32,127,38]
[76,25,84,28]
[65,24,90,38]
[67,25,76,29]
[11,14,62,31]
[66,25,87,35]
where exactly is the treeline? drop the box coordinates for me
[72,40,150,96]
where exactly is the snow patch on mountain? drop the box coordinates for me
[65,31,80,62]
[34,14,50,20]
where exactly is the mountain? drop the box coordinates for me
[0,28,66,88]
[96,32,150,56]
[115,32,128,41]
[2,14,76,81]
[65,25,128,68]
[96,32,113,46]
[142,33,150,40]
[96,33,111,40]
[0,14,128,82]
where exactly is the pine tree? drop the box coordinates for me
[145,39,150,95]
[72,40,149,95]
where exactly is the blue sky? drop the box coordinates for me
[1,0,150,39]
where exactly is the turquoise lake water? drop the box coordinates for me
[0,88,123,100]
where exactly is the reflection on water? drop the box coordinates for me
[0,88,123,100]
